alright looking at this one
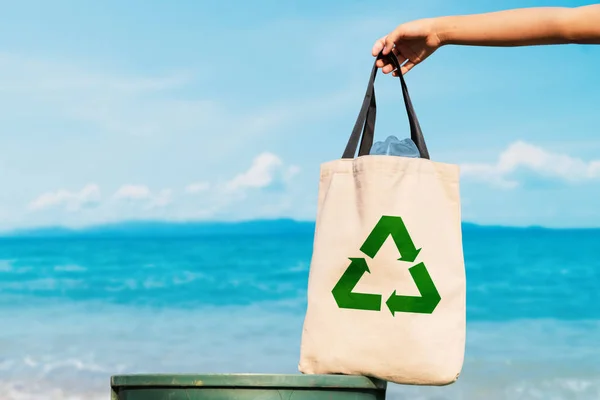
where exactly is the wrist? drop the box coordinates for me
[432,16,457,46]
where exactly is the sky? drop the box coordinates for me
[1,0,600,230]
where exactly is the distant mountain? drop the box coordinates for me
[1,219,594,239]
[1,219,317,238]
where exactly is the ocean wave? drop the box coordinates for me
[53,264,87,272]
[0,260,32,274]
[0,355,125,376]
[287,262,308,272]
[1,301,600,399]
[0,278,87,291]
[0,259,13,272]
[104,279,139,292]
[0,376,598,400]
[387,376,600,400]
[0,355,124,399]
[0,380,107,400]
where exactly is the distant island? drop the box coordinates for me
[1,219,316,238]
[0,218,577,239]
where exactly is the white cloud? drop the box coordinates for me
[112,184,152,201]
[461,141,600,189]
[17,151,306,227]
[28,184,101,212]
[111,185,172,209]
[284,165,301,180]
[185,182,210,194]
[166,152,302,221]
[149,189,173,209]
[225,152,299,192]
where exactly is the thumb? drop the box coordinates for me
[371,36,386,57]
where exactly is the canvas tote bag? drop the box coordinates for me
[298,53,466,385]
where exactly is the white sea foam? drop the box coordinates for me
[0,278,86,291]
[2,302,599,399]
[0,381,107,400]
[54,264,87,272]
[0,259,13,272]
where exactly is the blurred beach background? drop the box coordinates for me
[1,0,600,399]
[1,222,599,399]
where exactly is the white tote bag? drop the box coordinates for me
[298,53,466,385]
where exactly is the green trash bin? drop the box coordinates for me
[111,374,387,400]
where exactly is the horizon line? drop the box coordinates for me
[1,217,599,238]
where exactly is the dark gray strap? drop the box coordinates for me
[358,87,376,156]
[342,52,430,159]
[342,61,378,159]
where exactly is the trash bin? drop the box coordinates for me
[111,374,387,400]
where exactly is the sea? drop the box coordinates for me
[0,222,599,400]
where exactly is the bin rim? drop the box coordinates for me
[110,373,387,390]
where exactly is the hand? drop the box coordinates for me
[372,18,443,75]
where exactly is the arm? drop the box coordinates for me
[374,4,600,74]
[436,5,600,46]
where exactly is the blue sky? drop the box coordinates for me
[1,0,600,229]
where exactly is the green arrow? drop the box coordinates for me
[331,258,382,311]
[385,262,441,315]
[360,216,421,262]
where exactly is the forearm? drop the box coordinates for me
[436,5,600,47]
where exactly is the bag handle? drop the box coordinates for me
[342,52,430,160]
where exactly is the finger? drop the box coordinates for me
[392,65,404,76]
[383,35,396,55]
[393,62,416,76]
[382,25,408,55]
[382,63,396,74]
[396,43,417,63]
[377,61,394,71]
[372,36,386,56]
[375,59,389,68]
[376,41,405,70]
[392,47,408,66]
[400,61,416,75]
[388,49,406,76]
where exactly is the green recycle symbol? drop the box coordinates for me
[331,215,441,315]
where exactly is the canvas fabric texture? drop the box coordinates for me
[298,53,466,385]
